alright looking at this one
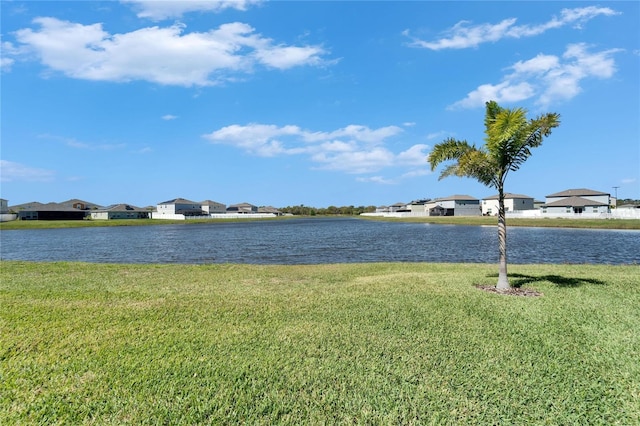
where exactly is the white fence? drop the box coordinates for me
[0,213,17,222]
[362,209,640,220]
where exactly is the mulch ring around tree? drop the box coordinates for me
[475,285,543,297]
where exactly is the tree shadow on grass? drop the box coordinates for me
[486,273,606,288]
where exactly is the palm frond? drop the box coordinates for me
[427,138,475,171]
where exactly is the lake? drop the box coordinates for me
[1,217,638,265]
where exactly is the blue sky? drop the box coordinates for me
[1,1,638,208]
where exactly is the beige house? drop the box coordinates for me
[90,204,150,220]
[201,200,226,214]
[543,188,610,214]
[227,202,258,214]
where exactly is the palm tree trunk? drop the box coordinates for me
[496,186,511,289]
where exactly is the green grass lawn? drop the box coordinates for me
[361,215,640,229]
[2,261,639,424]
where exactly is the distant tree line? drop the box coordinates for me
[278,205,377,216]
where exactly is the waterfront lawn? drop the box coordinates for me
[362,215,640,229]
[1,261,639,424]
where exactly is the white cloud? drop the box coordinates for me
[405,6,619,50]
[39,134,126,150]
[356,176,395,184]
[426,131,449,140]
[1,56,14,71]
[203,123,430,175]
[0,160,55,182]
[121,0,262,21]
[11,18,329,87]
[449,43,621,109]
[162,114,178,121]
[621,178,637,184]
[1,40,27,71]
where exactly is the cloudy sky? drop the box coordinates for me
[1,1,638,207]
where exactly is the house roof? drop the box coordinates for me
[9,201,95,212]
[96,204,147,212]
[200,200,225,206]
[158,198,198,205]
[258,206,281,213]
[435,194,478,202]
[229,202,256,208]
[483,193,533,200]
[58,199,102,209]
[544,196,609,208]
[546,188,609,197]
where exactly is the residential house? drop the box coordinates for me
[0,198,17,222]
[58,199,101,211]
[617,203,640,210]
[258,206,282,215]
[156,198,206,216]
[409,199,430,214]
[482,193,534,216]
[10,199,100,220]
[389,202,410,213]
[542,188,610,214]
[201,200,226,214]
[427,195,481,216]
[90,204,150,220]
[227,202,258,214]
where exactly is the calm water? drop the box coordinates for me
[1,218,638,264]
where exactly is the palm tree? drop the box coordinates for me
[428,101,560,290]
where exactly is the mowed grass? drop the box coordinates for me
[1,261,639,424]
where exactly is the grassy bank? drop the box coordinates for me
[362,215,640,229]
[0,217,285,230]
[2,261,639,424]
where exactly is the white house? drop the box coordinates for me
[427,195,481,216]
[542,188,611,215]
[155,198,205,217]
[0,198,17,222]
[482,193,534,216]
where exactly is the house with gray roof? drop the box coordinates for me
[257,206,282,215]
[543,188,610,214]
[90,204,150,220]
[201,200,226,214]
[9,200,100,220]
[156,198,206,217]
[227,202,258,214]
[427,195,481,216]
[482,193,534,216]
